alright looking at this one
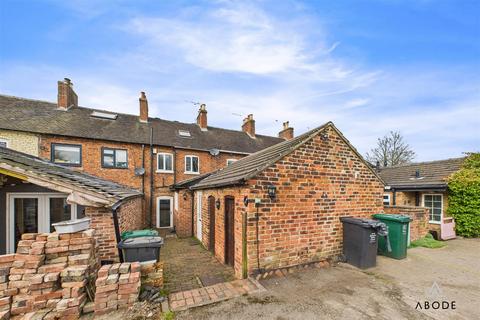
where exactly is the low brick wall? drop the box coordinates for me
[0,229,99,319]
[94,262,141,316]
[383,205,429,241]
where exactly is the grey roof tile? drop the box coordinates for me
[0,95,283,154]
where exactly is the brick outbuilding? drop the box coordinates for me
[179,122,385,278]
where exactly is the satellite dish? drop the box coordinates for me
[209,148,220,156]
[134,167,146,176]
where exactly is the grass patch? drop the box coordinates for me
[409,233,446,249]
[162,311,175,320]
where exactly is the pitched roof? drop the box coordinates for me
[378,157,465,190]
[191,122,383,189]
[0,95,283,154]
[0,146,142,207]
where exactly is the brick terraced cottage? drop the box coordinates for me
[177,122,385,278]
[0,146,143,262]
[0,78,285,243]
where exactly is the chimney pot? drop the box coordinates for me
[196,103,208,130]
[278,121,294,140]
[242,114,255,138]
[57,78,78,110]
[139,91,149,123]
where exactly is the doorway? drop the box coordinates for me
[196,192,203,241]
[157,196,173,228]
[208,196,216,252]
[224,196,235,267]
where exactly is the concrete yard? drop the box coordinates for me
[175,238,480,320]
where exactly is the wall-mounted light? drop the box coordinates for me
[320,132,329,141]
[243,196,249,207]
[321,192,328,199]
[215,199,221,210]
[183,192,188,201]
[267,185,276,199]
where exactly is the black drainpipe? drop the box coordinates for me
[112,202,124,262]
[141,144,145,194]
[149,127,154,228]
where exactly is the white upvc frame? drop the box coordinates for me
[422,193,443,224]
[156,196,173,228]
[383,194,391,206]
[156,153,174,173]
[196,191,203,241]
[0,138,9,148]
[6,192,80,253]
[226,159,237,166]
[185,155,200,174]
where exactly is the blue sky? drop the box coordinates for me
[1,0,479,161]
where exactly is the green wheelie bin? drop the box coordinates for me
[372,214,412,259]
[121,229,159,240]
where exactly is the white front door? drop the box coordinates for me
[196,191,203,241]
[157,196,173,228]
[7,193,79,253]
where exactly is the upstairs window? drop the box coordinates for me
[185,155,199,174]
[52,144,82,166]
[102,148,128,168]
[0,138,8,148]
[157,153,173,173]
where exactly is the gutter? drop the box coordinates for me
[385,185,447,191]
[190,179,246,191]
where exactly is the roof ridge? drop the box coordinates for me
[381,156,466,169]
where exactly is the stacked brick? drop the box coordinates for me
[0,229,99,319]
[94,262,141,316]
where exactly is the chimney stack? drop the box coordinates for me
[278,121,294,140]
[242,114,255,138]
[57,78,78,110]
[139,91,149,123]
[196,104,208,130]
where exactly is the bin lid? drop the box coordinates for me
[118,236,164,249]
[372,213,412,223]
[340,216,385,229]
[121,229,159,240]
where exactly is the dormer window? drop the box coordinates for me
[178,130,191,137]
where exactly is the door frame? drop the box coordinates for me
[208,196,216,252]
[156,196,173,228]
[196,191,203,241]
[6,192,75,253]
[224,196,235,267]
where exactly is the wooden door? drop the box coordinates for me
[224,196,235,267]
[208,196,216,252]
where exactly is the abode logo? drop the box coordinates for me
[415,282,456,310]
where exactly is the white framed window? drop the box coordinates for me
[185,155,199,174]
[157,153,174,173]
[226,159,237,166]
[0,138,9,148]
[423,194,443,224]
[383,194,391,206]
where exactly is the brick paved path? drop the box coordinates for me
[160,237,236,293]
[168,278,266,311]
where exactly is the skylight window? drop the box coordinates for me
[91,111,118,120]
[178,130,191,137]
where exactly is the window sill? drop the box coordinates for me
[184,172,200,175]
[156,170,174,174]
[428,221,441,225]
[102,166,129,170]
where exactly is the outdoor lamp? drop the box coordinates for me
[216,199,221,209]
[183,192,188,200]
[267,185,276,199]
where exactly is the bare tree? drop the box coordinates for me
[366,131,415,167]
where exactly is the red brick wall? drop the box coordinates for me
[246,126,384,273]
[383,205,429,241]
[174,191,193,237]
[85,207,119,262]
[118,197,145,233]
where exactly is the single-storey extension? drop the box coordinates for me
[0,146,143,262]
[174,122,385,278]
